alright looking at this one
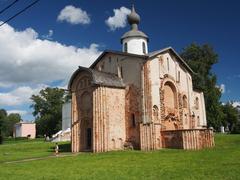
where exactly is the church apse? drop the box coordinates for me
[69,67,126,153]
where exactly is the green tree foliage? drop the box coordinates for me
[181,43,224,129]
[0,110,21,142]
[232,106,240,134]
[6,113,21,137]
[0,109,7,144]
[222,103,239,132]
[31,87,65,137]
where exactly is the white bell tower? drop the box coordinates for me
[121,5,149,55]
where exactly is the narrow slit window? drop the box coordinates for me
[124,43,128,52]
[178,71,180,82]
[195,97,199,110]
[167,58,170,71]
[142,42,146,54]
[120,66,123,78]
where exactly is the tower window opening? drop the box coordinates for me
[124,43,128,52]
[142,42,146,54]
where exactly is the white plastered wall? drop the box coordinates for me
[149,52,204,129]
[122,37,148,55]
[192,91,207,127]
[94,54,143,88]
[149,57,161,113]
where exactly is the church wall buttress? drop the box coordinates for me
[105,87,126,151]
[139,61,161,151]
[93,86,125,152]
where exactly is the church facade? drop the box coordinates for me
[68,6,214,153]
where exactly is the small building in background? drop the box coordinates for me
[13,122,36,139]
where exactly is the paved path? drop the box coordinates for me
[3,153,80,164]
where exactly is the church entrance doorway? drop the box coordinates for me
[86,128,92,150]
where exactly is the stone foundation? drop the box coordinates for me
[161,129,214,150]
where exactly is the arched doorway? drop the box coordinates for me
[79,91,93,151]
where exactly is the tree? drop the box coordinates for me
[0,110,21,138]
[0,109,7,143]
[181,43,224,129]
[232,106,240,134]
[6,113,21,137]
[31,87,65,137]
[222,103,239,132]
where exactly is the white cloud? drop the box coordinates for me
[105,6,131,31]
[7,110,28,116]
[220,84,225,94]
[0,23,101,87]
[0,85,47,106]
[57,5,90,25]
[42,29,53,40]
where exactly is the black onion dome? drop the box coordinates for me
[121,5,149,43]
[127,5,140,25]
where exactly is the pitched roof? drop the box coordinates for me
[69,47,194,90]
[90,47,194,74]
[90,50,148,69]
[68,66,125,90]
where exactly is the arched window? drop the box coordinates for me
[195,97,199,110]
[80,92,91,111]
[164,82,177,109]
[197,116,200,126]
[153,105,159,121]
[124,43,128,52]
[183,95,188,108]
[142,42,146,54]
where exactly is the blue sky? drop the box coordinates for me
[0,0,239,121]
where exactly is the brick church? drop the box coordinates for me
[68,5,214,153]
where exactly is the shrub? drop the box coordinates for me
[231,121,240,134]
[0,135,3,144]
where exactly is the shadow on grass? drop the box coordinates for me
[48,143,71,153]
[59,143,71,152]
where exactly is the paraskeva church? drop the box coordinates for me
[68,6,214,153]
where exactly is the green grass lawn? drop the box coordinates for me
[0,134,239,180]
[0,138,70,163]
